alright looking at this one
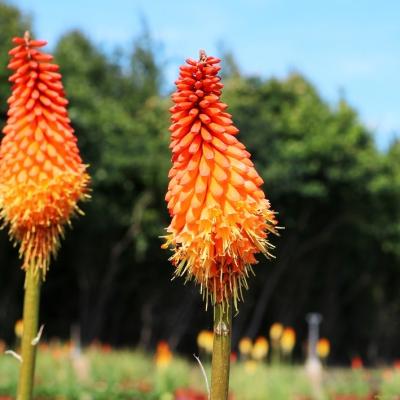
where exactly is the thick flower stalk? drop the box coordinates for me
[164,51,277,308]
[0,32,89,275]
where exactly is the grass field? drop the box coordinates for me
[1,346,400,399]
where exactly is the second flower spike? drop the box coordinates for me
[164,50,278,308]
[0,31,90,275]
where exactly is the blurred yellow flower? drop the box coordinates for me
[269,323,283,342]
[197,330,213,354]
[238,337,253,356]
[14,319,23,338]
[251,336,269,360]
[280,327,296,354]
[316,338,330,359]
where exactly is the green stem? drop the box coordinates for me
[210,302,232,400]
[17,268,41,400]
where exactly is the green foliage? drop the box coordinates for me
[54,30,169,234]
[223,73,377,201]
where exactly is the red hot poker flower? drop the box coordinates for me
[0,32,89,274]
[163,51,277,307]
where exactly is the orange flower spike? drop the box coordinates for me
[164,51,278,308]
[0,32,89,275]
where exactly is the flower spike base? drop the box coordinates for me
[0,32,89,400]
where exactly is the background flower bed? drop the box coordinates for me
[1,348,400,399]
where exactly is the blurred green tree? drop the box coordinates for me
[222,71,396,360]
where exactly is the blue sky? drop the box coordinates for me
[9,0,399,149]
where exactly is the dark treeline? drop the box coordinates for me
[1,2,400,365]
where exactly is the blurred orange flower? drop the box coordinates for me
[175,388,208,400]
[251,336,269,360]
[351,356,363,369]
[163,51,277,307]
[280,327,296,354]
[155,340,173,368]
[316,338,330,359]
[0,32,89,274]
[101,343,112,353]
